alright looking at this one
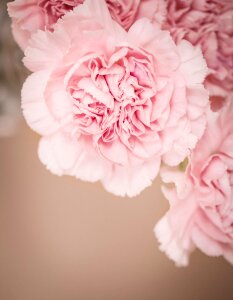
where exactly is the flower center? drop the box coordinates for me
[66,47,156,144]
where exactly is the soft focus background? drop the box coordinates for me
[0,0,27,136]
[1,1,233,300]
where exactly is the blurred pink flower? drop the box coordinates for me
[155,96,233,266]
[21,0,208,196]
[8,0,166,50]
[8,0,83,50]
[162,0,233,98]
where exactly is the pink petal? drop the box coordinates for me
[98,139,129,166]
[177,40,208,85]
[38,132,81,176]
[102,157,161,197]
[24,29,70,72]
[21,71,60,135]
[192,225,224,257]
[70,137,110,182]
[155,216,191,267]
[128,19,180,75]
[45,76,73,121]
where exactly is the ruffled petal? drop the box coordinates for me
[155,216,191,267]
[24,28,70,72]
[38,132,81,176]
[21,71,60,135]
[177,40,209,86]
[102,157,161,197]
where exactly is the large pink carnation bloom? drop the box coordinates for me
[21,0,208,197]
[162,0,233,98]
[155,96,233,266]
[8,0,166,50]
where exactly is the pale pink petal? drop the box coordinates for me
[192,226,224,257]
[24,29,70,72]
[177,41,209,86]
[128,19,180,74]
[162,123,197,166]
[155,216,191,267]
[102,158,161,197]
[21,71,60,135]
[10,22,31,51]
[8,0,44,50]
[45,76,73,121]
[70,138,111,182]
[38,132,81,176]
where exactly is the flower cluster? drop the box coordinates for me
[161,0,233,99]
[155,97,233,266]
[8,0,233,266]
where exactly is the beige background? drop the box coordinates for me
[1,0,233,298]
[0,123,233,300]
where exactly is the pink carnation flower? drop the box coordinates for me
[155,96,233,266]
[21,0,208,197]
[162,0,233,98]
[7,0,83,50]
[8,0,166,50]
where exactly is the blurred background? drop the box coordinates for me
[1,1,233,299]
